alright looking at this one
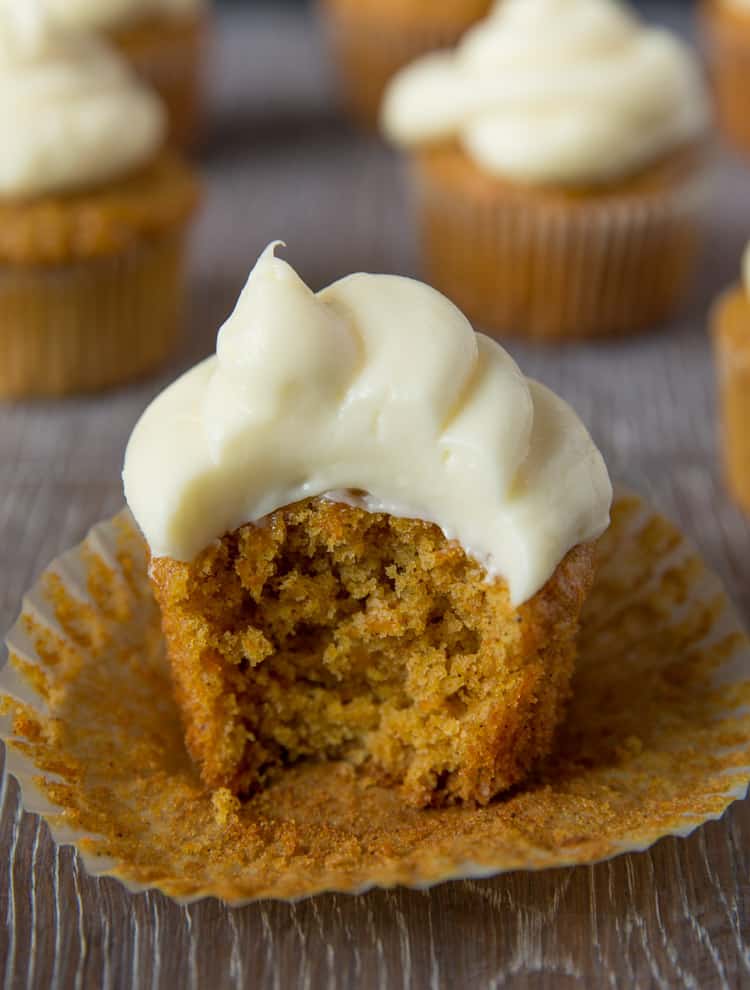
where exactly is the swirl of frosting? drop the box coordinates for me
[382,0,710,185]
[123,244,612,605]
[47,0,205,33]
[0,1,165,198]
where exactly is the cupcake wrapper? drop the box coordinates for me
[712,291,750,513]
[1,492,750,905]
[116,18,208,150]
[320,3,477,129]
[413,160,712,341]
[0,229,188,399]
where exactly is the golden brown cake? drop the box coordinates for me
[382,0,712,342]
[703,0,750,157]
[110,12,209,150]
[712,273,750,513]
[123,244,612,810]
[0,13,201,400]
[150,498,596,808]
[320,0,491,129]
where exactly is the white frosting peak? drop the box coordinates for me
[124,245,612,605]
[208,243,360,425]
[382,0,710,185]
[0,0,165,198]
[47,0,205,33]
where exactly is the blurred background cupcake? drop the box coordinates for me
[703,0,750,157]
[47,0,210,149]
[0,3,201,399]
[320,0,492,129]
[712,243,750,513]
[383,0,713,343]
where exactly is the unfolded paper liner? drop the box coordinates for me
[1,492,750,905]
[412,155,712,341]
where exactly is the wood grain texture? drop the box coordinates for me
[1,5,749,987]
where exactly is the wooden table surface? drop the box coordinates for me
[2,5,750,988]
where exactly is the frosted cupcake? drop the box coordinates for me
[0,6,200,399]
[703,1,750,156]
[712,244,750,513]
[383,0,713,342]
[47,0,209,149]
[320,0,492,129]
[123,243,612,808]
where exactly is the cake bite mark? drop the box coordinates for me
[150,498,596,808]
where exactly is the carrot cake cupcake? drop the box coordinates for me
[382,0,713,342]
[320,0,492,129]
[47,0,209,149]
[0,6,200,399]
[703,1,750,157]
[712,243,750,513]
[123,243,612,809]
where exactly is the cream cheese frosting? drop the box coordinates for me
[382,0,710,185]
[47,0,205,33]
[0,2,165,198]
[123,244,612,605]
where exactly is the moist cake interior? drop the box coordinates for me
[151,498,590,808]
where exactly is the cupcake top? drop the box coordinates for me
[47,0,205,33]
[0,2,165,198]
[382,0,710,186]
[123,243,612,605]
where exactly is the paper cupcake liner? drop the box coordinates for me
[703,3,750,157]
[113,16,209,150]
[712,287,750,513]
[319,2,483,129]
[2,493,750,905]
[412,157,712,342]
[0,228,188,399]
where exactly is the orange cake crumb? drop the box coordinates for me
[150,498,596,808]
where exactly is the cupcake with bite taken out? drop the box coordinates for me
[320,0,492,130]
[382,0,713,342]
[0,2,200,399]
[123,243,612,808]
[47,0,210,149]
